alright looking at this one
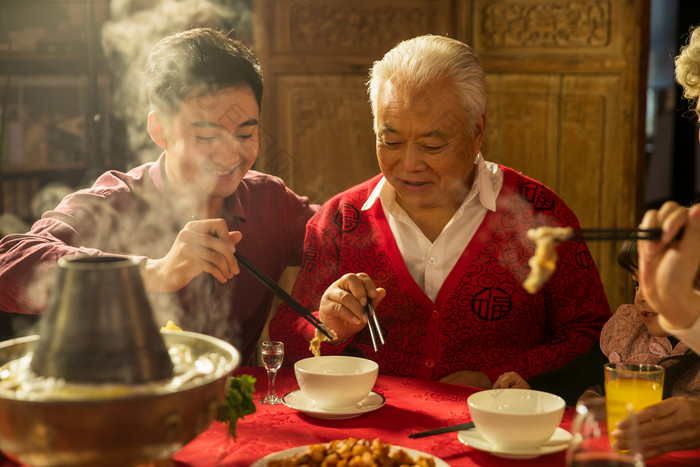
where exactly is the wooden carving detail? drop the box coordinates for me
[481,0,611,47]
[294,90,349,131]
[285,83,376,203]
[288,4,434,48]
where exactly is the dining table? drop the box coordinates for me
[1,366,699,467]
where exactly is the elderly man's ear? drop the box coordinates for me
[147,111,167,149]
[472,112,486,149]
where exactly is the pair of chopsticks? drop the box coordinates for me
[234,252,332,340]
[192,217,332,340]
[365,302,385,352]
[571,227,683,242]
[408,421,475,438]
[239,244,383,348]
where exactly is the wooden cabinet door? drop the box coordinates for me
[467,0,649,312]
[253,0,649,312]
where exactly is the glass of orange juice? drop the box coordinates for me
[566,397,644,467]
[604,362,664,441]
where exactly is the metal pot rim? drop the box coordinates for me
[0,330,240,402]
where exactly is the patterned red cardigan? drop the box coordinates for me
[270,166,611,382]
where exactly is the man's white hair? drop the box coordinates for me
[367,34,486,135]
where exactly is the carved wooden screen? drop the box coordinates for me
[252,0,649,312]
[252,0,457,203]
[466,0,649,312]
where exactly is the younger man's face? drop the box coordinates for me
[159,86,259,200]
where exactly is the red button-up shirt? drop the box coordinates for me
[0,154,317,364]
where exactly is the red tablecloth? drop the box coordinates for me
[2,367,699,466]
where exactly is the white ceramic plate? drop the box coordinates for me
[251,444,449,467]
[282,389,385,419]
[457,426,572,459]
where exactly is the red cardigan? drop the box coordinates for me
[270,166,611,382]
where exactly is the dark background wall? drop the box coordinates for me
[646,0,700,208]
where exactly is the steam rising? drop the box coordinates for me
[93,0,251,341]
[100,0,252,167]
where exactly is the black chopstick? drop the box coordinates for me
[571,228,662,241]
[571,227,683,242]
[408,421,475,438]
[234,252,333,340]
[191,216,332,340]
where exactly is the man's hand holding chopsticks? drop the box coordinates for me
[141,218,242,293]
[319,272,386,342]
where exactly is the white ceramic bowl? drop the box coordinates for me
[294,356,378,410]
[467,389,565,450]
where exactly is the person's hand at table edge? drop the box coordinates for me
[612,396,700,459]
[439,370,492,389]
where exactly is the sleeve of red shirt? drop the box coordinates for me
[0,175,133,315]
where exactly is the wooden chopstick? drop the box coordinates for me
[234,252,333,340]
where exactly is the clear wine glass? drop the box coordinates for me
[259,340,284,405]
[566,397,645,467]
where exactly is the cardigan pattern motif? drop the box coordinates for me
[271,166,611,382]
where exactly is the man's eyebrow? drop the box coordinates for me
[238,118,258,128]
[191,121,220,128]
[378,125,444,138]
[191,118,258,129]
[420,130,445,138]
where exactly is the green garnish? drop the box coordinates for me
[216,374,257,440]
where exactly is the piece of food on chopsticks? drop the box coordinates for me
[266,437,436,467]
[309,324,338,357]
[523,226,574,294]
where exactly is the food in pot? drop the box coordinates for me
[0,343,225,400]
[161,320,183,331]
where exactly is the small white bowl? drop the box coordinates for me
[294,356,378,410]
[468,389,565,450]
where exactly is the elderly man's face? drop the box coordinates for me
[375,79,485,217]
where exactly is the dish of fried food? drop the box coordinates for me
[255,437,443,467]
[523,226,573,294]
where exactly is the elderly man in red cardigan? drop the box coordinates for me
[270,35,610,388]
